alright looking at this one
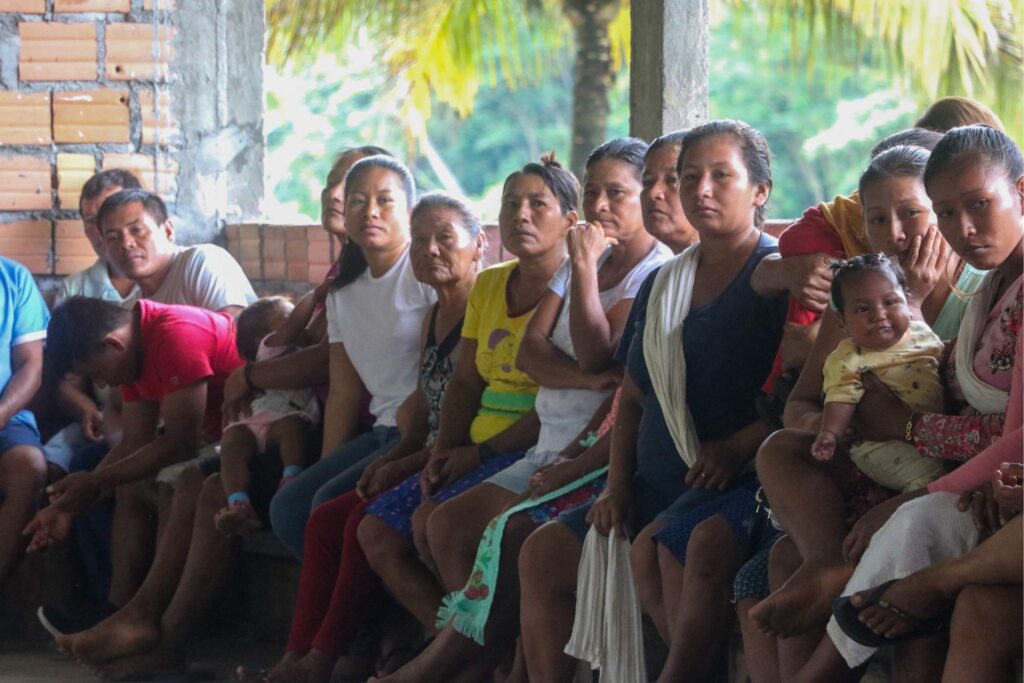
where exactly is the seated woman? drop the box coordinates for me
[267,155,437,558]
[749,125,1022,683]
[233,192,485,683]
[372,137,672,682]
[858,462,1021,683]
[621,121,790,683]
[356,154,578,650]
[517,119,787,682]
[752,122,986,400]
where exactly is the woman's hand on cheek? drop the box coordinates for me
[850,372,914,442]
[901,227,951,308]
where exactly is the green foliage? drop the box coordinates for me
[265,6,928,223]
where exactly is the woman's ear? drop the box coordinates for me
[474,232,487,261]
[563,209,579,233]
[1014,175,1023,214]
[753,181,772,208]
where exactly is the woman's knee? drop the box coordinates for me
[684,515,742,583]
[631,520,667,588]
[425,496,471,556]
[755,429,813,478]
[411,501,436,560]
[519,523,579,594]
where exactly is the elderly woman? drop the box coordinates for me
[236,192,486,683]
[371,137,676,682]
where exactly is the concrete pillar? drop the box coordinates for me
[629,0,709,141]
[173,0,265,243]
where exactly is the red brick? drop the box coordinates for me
[55,219,86,240]
[308,263,331,284]
[54,0,130,11]
[0,157,51,211]
[0,92,51,145]
[101,153,178,199]
[53,89,129,143]
[4,253,51,274]
[19,22,97,81]
[142,0,175,9]
[262,261,285,280]
[238,238,261,261]
[0,0,45,12]
[0,219,52,274]
[56,154,96,209]
[105,23,175,81]
[53,255,95,275]
[286,262,308,282]
[243,259,265,279]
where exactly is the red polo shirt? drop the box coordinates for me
[120,300,242,440]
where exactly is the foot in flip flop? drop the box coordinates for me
[215,500,262,536]
[833,570,953,647]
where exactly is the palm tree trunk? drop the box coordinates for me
[564,0,620,180]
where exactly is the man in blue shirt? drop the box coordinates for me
[0,255,49,589]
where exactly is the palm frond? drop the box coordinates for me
[731,0,1023,142]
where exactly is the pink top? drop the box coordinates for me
[926,275,1023,494]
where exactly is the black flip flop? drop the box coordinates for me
[832,578,947,648]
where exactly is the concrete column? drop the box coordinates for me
[629,0,709,141]
[172,0,264,242]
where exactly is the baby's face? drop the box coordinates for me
[839,270,911,351]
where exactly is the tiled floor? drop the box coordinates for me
[0,639,278,683]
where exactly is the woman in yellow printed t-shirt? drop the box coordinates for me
[357,154,580,635]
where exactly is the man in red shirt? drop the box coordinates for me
[24,298,242,565]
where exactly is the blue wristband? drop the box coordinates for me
[283,465,304,478]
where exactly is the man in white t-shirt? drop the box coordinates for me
[97,189,256,316]
[56,170,143,308]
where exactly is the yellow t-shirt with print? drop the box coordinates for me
[463,260,542,444]
[823,320,945,412]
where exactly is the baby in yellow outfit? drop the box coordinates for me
[813,254,947,492]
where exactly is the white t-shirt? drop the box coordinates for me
[326,248,437,427]
[56,258,140,307]
[146,245,257,311]
[530,242,672,459]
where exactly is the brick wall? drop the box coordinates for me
[1,0,264,293]
[0,0,179,281]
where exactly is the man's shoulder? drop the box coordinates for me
[0,255,34,285]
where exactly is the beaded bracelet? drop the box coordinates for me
[905,413,916,443]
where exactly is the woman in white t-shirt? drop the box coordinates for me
[373,138,671,682]
[268,155,436,558]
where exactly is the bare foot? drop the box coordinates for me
[750,561,853,637]
[89,644,183,680]
[270,649,335,683]
[236,652,300,683]
[850,567,956,639]
[216,502,263,536]
[69,605,162,664]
